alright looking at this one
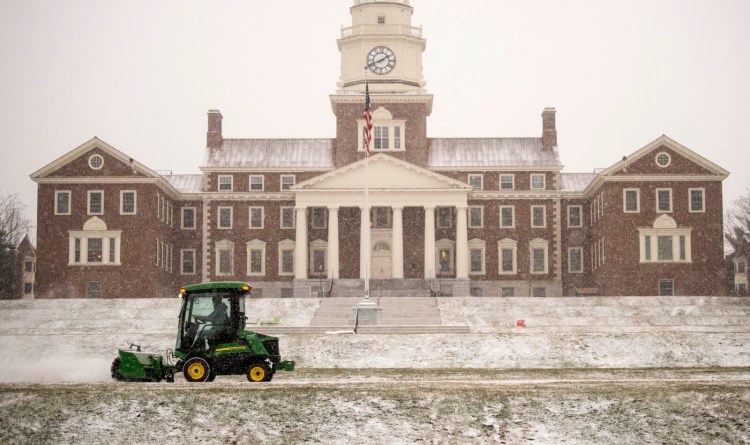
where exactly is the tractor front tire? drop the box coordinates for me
[183,357,211,383]
[247,362,273,382]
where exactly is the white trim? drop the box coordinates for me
[181,207,196,230]
[468,238,486,275]
[437,207,453,229]
[499,173,515,191]
[311,207,328,229]
[568,247,583,273]
[531,205,547,228]
[280,206,295,229]
[215,239,235,276]
[88,154,104,170]
[499,205,515,228]
[436,238,455,275]
[281,174,296,191]
[68,217,121,266]
[529,238,549,274]
[468,174,483,190]
[278,239,295,276]
[567,205,582,228]
[530,173,546,190]
[468,206,483,228]
[249,174,265,192]
[655,152,672,168]
[218,175,233,192]
[309,239,328,275]
[180,249,197,275]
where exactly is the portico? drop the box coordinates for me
[290,154,472,296]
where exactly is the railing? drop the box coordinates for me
[353,0,410,5]
[341,24,422,39]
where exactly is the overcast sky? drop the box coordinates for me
[1,0,749,239]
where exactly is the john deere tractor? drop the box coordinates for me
[111,281,295,383]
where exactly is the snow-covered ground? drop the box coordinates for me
[1,297,749,444]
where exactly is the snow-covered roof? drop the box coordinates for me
[163,174,203,193]
[560,173,598,192]
[205,139,334,169]
[428,138,561,168]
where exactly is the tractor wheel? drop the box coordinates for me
[246,362,273,382]
[111,357,125,381]
[183,357,211,383]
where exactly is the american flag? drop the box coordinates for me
[363,80,373,157]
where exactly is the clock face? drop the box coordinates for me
[367,46,396,75]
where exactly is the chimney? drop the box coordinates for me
[541,107,557,149]
[207,109,223,149]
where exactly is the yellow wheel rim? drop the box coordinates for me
[187,362,206,380]
[249,366,266,382]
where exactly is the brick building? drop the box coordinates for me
[31,0,728,298]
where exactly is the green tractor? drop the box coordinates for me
[111,281,295,383]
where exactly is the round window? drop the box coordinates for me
[655,152,671,168]
[89,154,104,170]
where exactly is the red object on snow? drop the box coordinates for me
[516,320,526,327]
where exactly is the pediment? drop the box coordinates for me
[600,135,729,177]
[294,154,472,191]
[30,137,161,180]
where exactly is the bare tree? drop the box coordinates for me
[0,192,33,299]
[725,187,750,255]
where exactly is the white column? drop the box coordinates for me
[456,205,469,279]
[424,206,436,279]
[360,206,370,280]
[392,206,404,279]
[294,207,308,279]
[327,207,339,280]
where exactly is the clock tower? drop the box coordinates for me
[331,0,433,167]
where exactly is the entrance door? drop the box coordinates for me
[371,241,392,279]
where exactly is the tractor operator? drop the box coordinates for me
[194,294,230,346]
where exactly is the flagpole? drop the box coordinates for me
[364,67,371,302]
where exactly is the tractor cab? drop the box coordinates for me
[177,282,248,353]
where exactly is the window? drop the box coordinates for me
[249,175,264,191]
[372,207,392,228]
[218,207,233,229]
[88,154,104,170]
[656,152,671,168]
[469,206,483,228]
[497,238,517,274]
[531,206,546,228]
[24,261,33,273]
[378,15,386,24]
[394,126,401,149]
[623,189,640,213]
[533,287,547,298]
[246,240,266,276]
[215,240,234,276]
[357,110,406,153]
[500,206,515,228]
[639,215,692,263]
[738,283,747,295]
[55,191,71,215]
[468,239,486,275]
[24,283,33,294]
[468,174,483,190]
[278,240,295,276]
[499,174,514,190]
[69,217,121,266]
[309,240,328,275]
[738,260,747,274]
[437,207,453,228]
[529,238,549,274]
[568,247,583,273]
[120,191,136,215]
[501,287,515,297]
[281,207,295,229]
[281,175,295,191]
[659,279,674,296]
[218,175,233,191]
[436,239,455,275]
[311,208,327,229]
[374,126,389,150]
[249,207,264,229]
[86,281,102,298]
[568,206,582,228]
[182,207,196,229]
[530,174,545,190]
[181,250,196,275]
[689,188,705,213]
[656,189,672,213]
[88,191,103,215]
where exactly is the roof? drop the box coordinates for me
[428,138,561,168]
[163,174,203,194]
[204,139,334,169]
[561,173,598,192]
